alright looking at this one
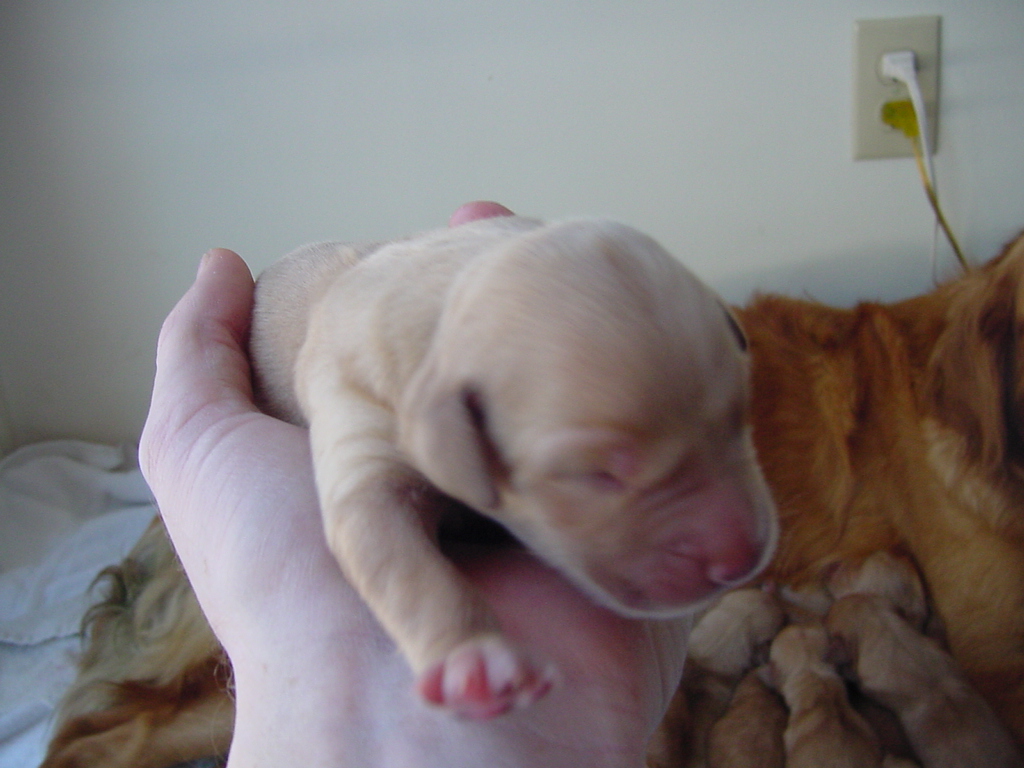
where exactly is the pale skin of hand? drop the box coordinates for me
[138,202,691,768]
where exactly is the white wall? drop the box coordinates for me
[0,375,12,456]
[1,1,1022,451]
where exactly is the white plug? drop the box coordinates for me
[880,49,936,188]
[879,49,970,273]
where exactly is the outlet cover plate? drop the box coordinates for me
[853,15,940,160]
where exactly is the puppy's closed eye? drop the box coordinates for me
[580,470,627,493]
[552,469,627,495]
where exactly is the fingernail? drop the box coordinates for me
[197,250,215,278]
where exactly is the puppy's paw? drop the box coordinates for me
[417,633,555,719]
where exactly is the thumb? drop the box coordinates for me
[140,248,257,484]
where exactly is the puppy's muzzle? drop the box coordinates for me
[587,476,777,617]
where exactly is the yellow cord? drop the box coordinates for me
[881,100,969,273]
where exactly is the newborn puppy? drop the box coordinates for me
[657,588,784,767]
[249,216,778,718]
[707,668,787,768]
[827,551,928,631]
[768,623,883,768]
[687,587,786,677]
[827,594,1023,768]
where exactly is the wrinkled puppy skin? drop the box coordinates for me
[250,216,778,717]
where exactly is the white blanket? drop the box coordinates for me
[0,441,157,768]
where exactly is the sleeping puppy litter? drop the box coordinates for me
[767,623,884,768]
[827,593,1024,768]
[249,215,778,718]
[648,587,785,767]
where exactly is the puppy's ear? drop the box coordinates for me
[398,364,500,511]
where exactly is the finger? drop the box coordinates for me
[448,201,515,227]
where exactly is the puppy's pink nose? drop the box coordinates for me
[627,479,772,609]
[685,475,774,589]
[588,472,777,615]
[706,535,763,586]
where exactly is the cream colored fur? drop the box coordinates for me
[648,587,784,768]
[686,587,785,677]
[248,216,777,716]
[48,229,1024,767]
[769,623,883,768]
[827,594,1023,768]
[827,551,929,631]
[706,668,787,768]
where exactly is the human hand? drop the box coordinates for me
[139,202,690,768]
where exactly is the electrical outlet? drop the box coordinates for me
[852,16,940,160]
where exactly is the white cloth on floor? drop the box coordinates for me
[0,441,156,768]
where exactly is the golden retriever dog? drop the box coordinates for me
[743,230,1024,744]
[47,228,1024,767]
[827,593,1023,768]
[767,623,883,768]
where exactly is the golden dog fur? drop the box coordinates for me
[743,231,1024,743]
[44,229,1024,767]
[42,519,231,768]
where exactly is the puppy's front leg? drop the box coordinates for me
[306,395,553,719]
